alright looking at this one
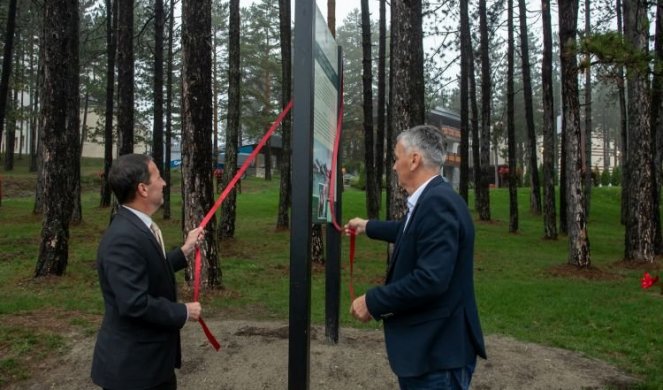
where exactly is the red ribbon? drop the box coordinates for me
[324,77,357,301]
[193,100,294,350]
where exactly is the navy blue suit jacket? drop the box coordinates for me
[365,176,486,377]
[91,207,188,389]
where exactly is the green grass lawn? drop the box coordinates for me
[0,159,662,389]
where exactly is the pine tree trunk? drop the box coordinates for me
[361,0,379,219]
[507,0,518,233]
[389,0,425,220]
[624,0,655,262]
[181,0,221,288]
[33,28,45,216]
[477,0,492,221]
[5,87,16,170]
[650,1,663,254]
[29,36,39,173]
[469,35,480,202]
[153,0,165,174]
[616,0,628,226]
[262,75,272,181]
[72,92,89,224]
[559,0,590,267]
[117,0,134,155]
[385,4,395,220]
[376,0,386,216]
[35,0,79,277]
[559,111,568,235]
[459,0,470,202]
[541,0,557,240]
[100,0,116,208]
[221,0,241,239]
[518,0,541,215]
[327,0,336,36]
[583,0,593,216]
[276,0,292,230]
[311,224,324,264]
[163,0,175,220]
[0,0,17,154]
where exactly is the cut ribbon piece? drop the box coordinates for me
[193,100,294,351]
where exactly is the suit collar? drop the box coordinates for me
[121,205,153,229]
[386,175,445,282]
[117,207,167,261]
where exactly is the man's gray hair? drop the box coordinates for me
[397,125,448,169]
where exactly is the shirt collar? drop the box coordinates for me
[122,205,153,228]
[407,175,438,212]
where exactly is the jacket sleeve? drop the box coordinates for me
[366,220,402,243]
[167,247,188,272]
[366,195,460,318]
[101,231,188,330]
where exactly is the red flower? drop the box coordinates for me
[640,272,660,289]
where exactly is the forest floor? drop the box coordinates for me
[4,314,639,390]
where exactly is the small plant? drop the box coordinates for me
[611,166,622,186]
[640,272,662,294]
[600,169,611,186]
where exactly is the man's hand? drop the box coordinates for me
[350,294,372,323]
[182,227,204,256]
[344,217,368,236]
[185,302,202,321]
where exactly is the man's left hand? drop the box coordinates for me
[350,294,372,323]
[182,227,204,256]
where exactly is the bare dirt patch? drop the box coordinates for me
[546,264,624,281]
[5,316,638,390]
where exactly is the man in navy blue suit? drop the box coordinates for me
[345,125,486,389]
[91,154,203,389]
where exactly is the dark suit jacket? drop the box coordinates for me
[91,207,188,389]
[365,175,486,378]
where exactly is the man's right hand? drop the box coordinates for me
[344,217,368,236]
[185,302,202,321]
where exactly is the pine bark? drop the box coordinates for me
[153,0,165,174]
[35,0,80,277]
[469,34,480,202]
[100,0,116,208]
[389,0,425,221]
[276,0,292,230]
[650,1,663,254]
[163,0,175,220]
[583,0,593,215]
[623,0,655,262]
[507,0,518,233]
[29,32,40,173]
[541,0,557,239]
[559,0,590,267]
[5,83,16,170]
[518,0,541,215]
[459,0,470,202]
[616,0,628,225]
[0,0,17,154]
[220,0,241,239]
[181,0,221,288]
[376,0,386,215]
[477,0,491,221]
[117,0,134,155]
[361,0,379,219]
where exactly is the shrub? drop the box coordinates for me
[600,169,611,186]
[611,165,622,186]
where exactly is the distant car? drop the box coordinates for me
[343,173,357,186]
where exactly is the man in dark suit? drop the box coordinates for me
[345,125,486,389]
[91,154,203,390]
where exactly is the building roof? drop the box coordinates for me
[427,107,461,129]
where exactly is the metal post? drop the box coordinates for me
[325,46,343,344]
[288,0,314,387]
